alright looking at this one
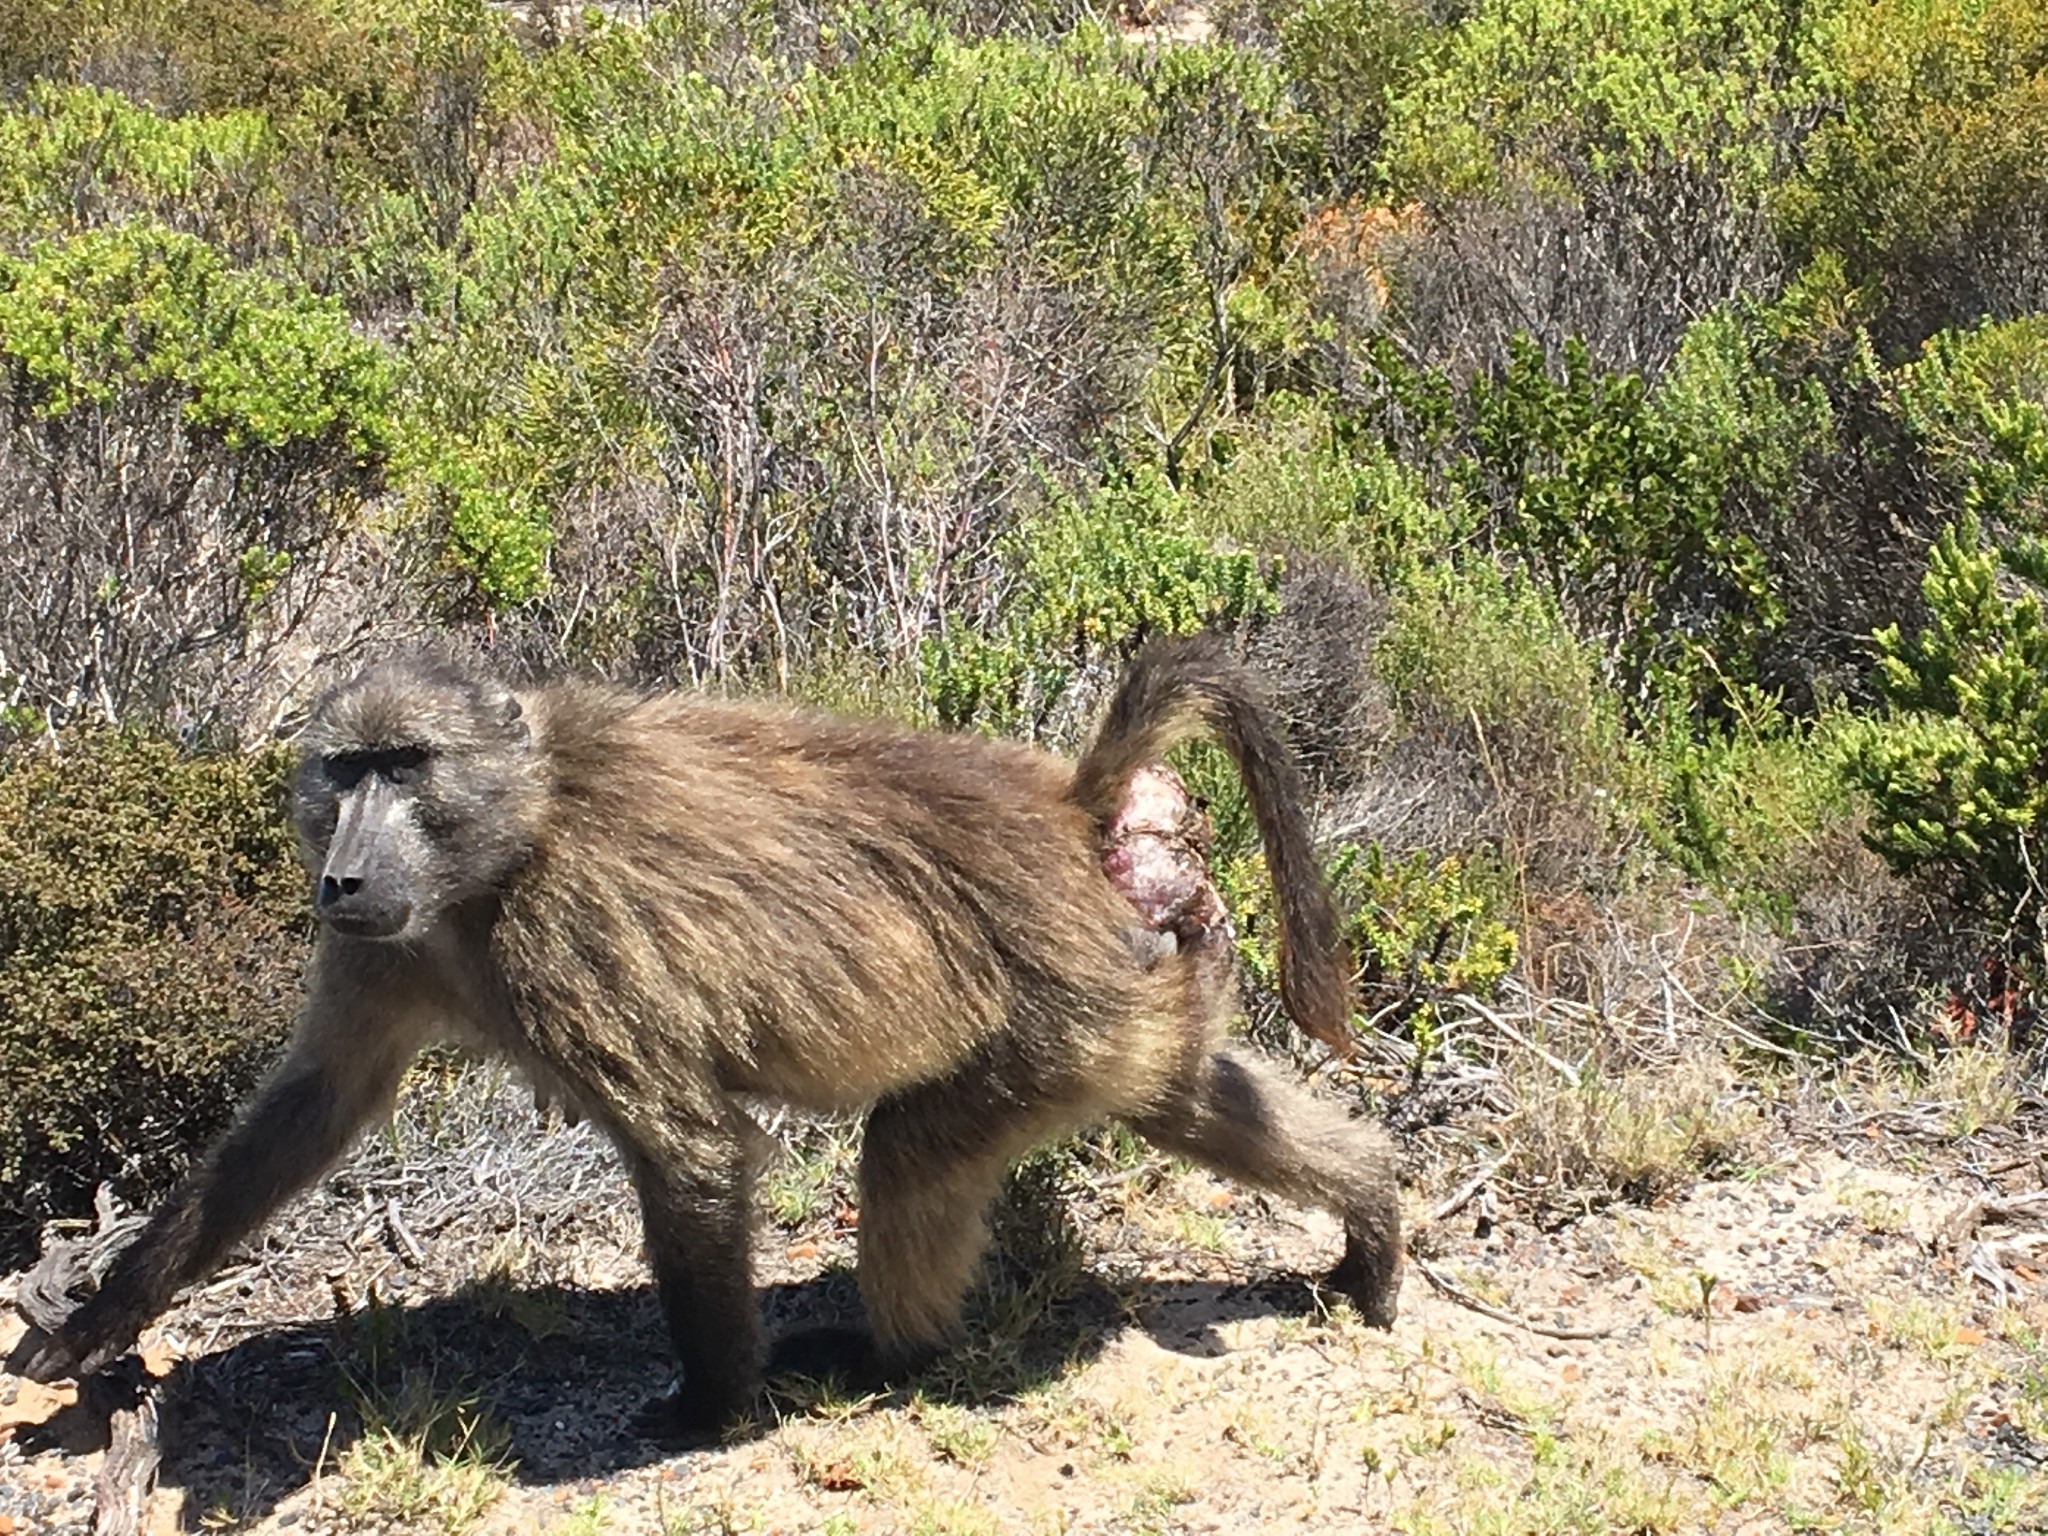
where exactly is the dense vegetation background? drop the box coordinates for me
[3,0,2047,1261]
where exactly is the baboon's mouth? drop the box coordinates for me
[318,906,414,941]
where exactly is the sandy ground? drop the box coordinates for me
[5,1072,2048,1535]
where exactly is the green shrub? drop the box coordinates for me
[0,220,394,452]
[1379,0,1812,203]
[0,733,308,1263]
[0,219,396,731]
[1375,561,1629,797]
[1839,320,2048,925]
[1847,517,2048,922]
[400,423,554,611]
[1332,842,1518,1023]
[1781,0,2048,346]
[1358,311,1834,719]
[0,0,89,91]
[1463,333,1792,705]
[1181,392,1456,581]
[0,83,281,249]
[0,1,517,304]
[392,15,1284,629]
[922,470,1281,736]
[1644,687,1865,924]
[1885,314,2048,532]
[48,0,512,198]
[1270,0,1436,192]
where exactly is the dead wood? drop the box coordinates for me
[87,1359,162,1536]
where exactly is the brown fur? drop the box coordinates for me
[9,635,1401,1437]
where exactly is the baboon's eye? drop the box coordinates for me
[380,746,430,786]
[323,753,369,791]
[324,746,431,790]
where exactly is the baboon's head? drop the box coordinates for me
[293,658,538,941]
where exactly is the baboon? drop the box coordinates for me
[9,634,1401,1438]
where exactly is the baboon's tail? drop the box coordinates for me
[1072,633,1354,1055]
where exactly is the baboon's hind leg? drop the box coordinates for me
[1130,1046,1402,1326]
[771,1071,1077,1389]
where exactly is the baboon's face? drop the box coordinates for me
[293,661,536,941]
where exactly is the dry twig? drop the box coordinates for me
[1410,1254,1615,1341]
[1941,1188,2048,1250]
[1941,1188,2048,1303]
[1420,1162,1498,1230]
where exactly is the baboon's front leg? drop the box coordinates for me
[8,977,426,1383]
[620,1104,759,1444]
[1130,1046,1403,1327]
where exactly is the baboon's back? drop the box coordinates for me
[486,684,1165,1113]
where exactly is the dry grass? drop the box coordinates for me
[1501,1052,1765,1207]
[9,936,2048,1536]
[322,1375,513,1536]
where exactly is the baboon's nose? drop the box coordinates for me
[319,874,365,905]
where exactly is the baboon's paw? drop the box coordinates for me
[766,1325,890,1393]
[627,1385,759,1450]
[1326,1238,1402,1329]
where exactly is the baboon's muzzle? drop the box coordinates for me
[315,778,417,939]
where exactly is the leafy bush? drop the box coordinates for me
[0,83,282,253]
[1327,843,1518,1042]
[0,221,392,446]
[59,0,507,218]
[1368,561,1656,905]
[1181,393,1455,582]
[1187,689,1516,1046]
[387,15,1299,653]
[1836,320,2048,928]
[1645,691,1865,925]
[1460,334,1784,706]
[1380,0,1809,205]
[1369,0,1806,377]
[1359,313,1832,718]
[1885,314,2048,534]
[922,472,1280,737]
[1213,829,1518,1049]
[1375,562,1625,789]
[0,220,396,737]
[1847,518,2048,924]
[0,732,307,1264]
[1269,0,1436,192]
[1782,0,2048,349]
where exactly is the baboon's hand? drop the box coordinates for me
[4,1316,131,1384]
[7,1324,80,1383]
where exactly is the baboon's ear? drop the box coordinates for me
[473,678,529,748]
[501,693,530,748]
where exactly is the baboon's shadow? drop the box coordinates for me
[24,1265,1337,1527]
